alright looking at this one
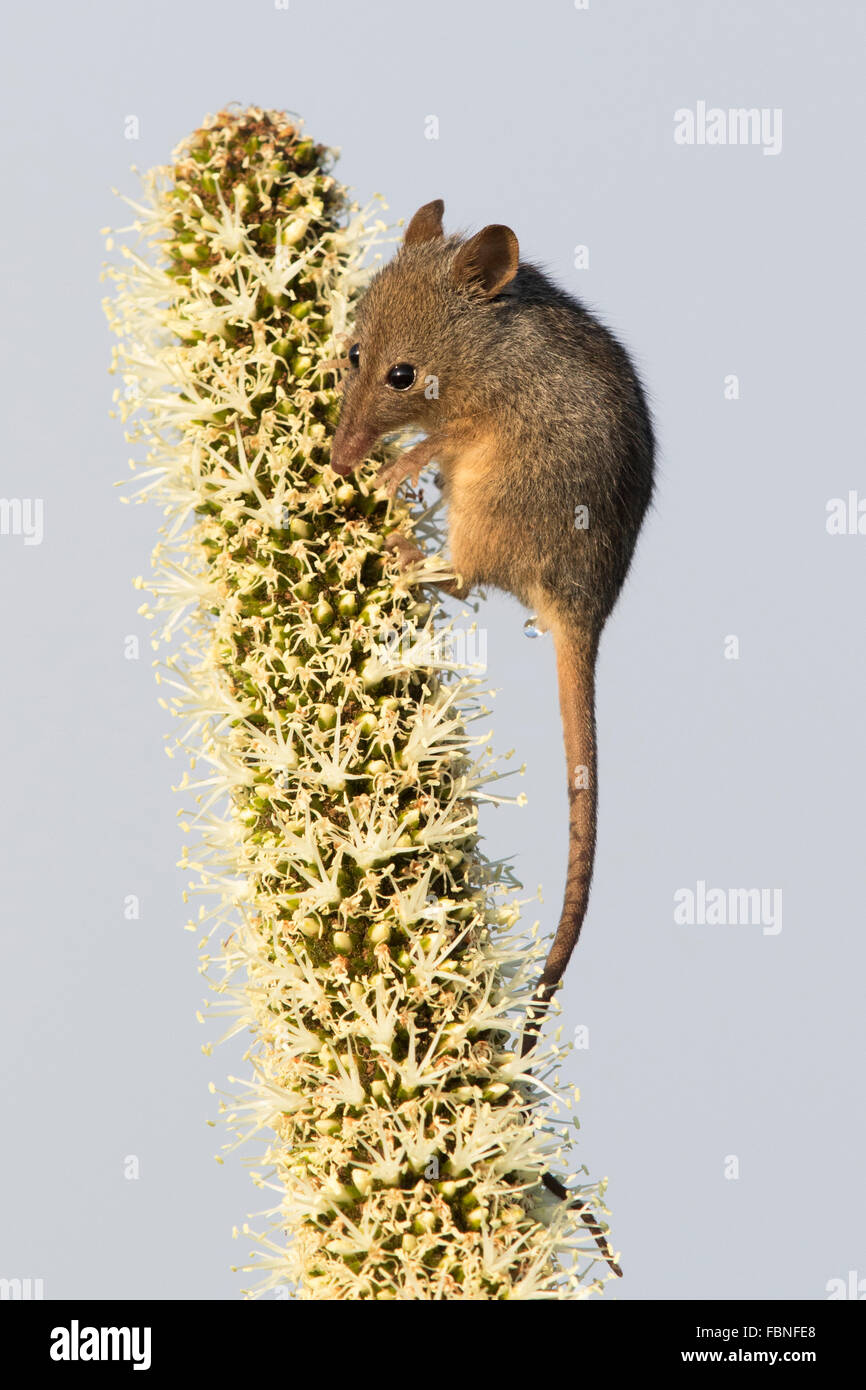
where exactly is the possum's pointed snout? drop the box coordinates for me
[330,418,379,476]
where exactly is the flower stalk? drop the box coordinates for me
[103,104,618,1299]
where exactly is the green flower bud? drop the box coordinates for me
[483,1082,510,1102]
[317,703,338,730]
[293,138,315,166]
[351,1169,372,1196]
[313,598,334,628]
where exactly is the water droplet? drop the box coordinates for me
[523,616,543,639]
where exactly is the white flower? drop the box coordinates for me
[104,104,617,1301]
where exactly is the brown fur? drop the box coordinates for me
[330,199,654,1022]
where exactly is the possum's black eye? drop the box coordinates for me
[348,343,360,368]
[386,363,416,390]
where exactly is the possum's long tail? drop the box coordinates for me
[521,622,619,1274]
[521,623,598,1055]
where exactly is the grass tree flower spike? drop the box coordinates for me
[103,104,618,1300]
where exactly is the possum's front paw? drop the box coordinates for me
[376,462,408,497]
[377,454,423,497]
[383,531,425,569]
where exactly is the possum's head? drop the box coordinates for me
[329,200,519,475]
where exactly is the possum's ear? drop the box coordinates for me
[452,225,519,296]
[403,199,445,245]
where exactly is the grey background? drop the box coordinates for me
[1,0,863,1300]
